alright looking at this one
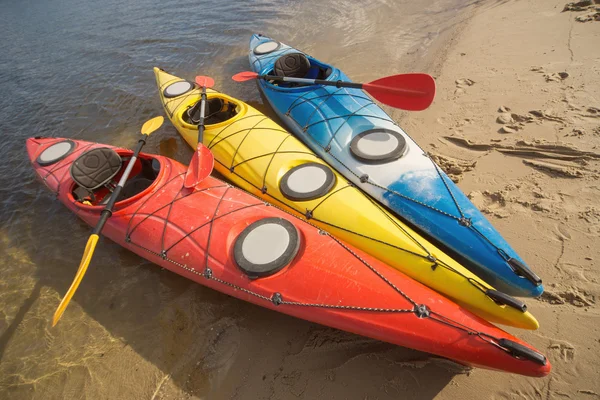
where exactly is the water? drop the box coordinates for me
[0,0,501,398]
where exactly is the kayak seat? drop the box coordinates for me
[72,154,159,205]
[270,54,333,86]
[184,98,239,126]
[185,98,223,124]
[70,148,122,191]
[274,52,311,78]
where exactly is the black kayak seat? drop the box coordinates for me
[274,53,311,78]
[272,54,334,86]
[70,148,122,190]
[185,98,238,125]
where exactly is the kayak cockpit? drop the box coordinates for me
[182,96,240,126]
[70,148,160,207]
[266,53,333,88]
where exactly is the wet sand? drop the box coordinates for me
[2,0,600,399]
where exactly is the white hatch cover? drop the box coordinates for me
[163,81,194,98]
[233,217,300,278]
[279,163,336,201]
[349,129,407,163]
[36,140,76,166]
[253,41,281,55]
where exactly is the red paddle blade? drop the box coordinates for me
[195,76,215,88]
[184,143,214,188]
[363,73,436,111]
[232,71,259,82]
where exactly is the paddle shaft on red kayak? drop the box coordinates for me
[93,135,148,234]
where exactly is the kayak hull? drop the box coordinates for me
[26,137,550,377]
[154,67,538,330]
[247,34,543,298]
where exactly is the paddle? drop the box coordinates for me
[52,116,164,326]
[184,76,215,189]
[232,71,436,111]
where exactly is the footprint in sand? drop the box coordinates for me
[563,1,600,22]
[563,1,598,12]
[428,153,477,183]
[454,78,475,96]
[530,65,570,81]
[495,107,567,133]
[575,12,600,22]
[541,289,596,307]
[548,341,576,362]
[455,78,475,87]
[544,72,569,82]
[495,106,539,133]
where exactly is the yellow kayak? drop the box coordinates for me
[154,67,538,330]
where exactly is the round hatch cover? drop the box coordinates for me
[349,129,407,163]
[234,217,300,278]
[36,140,75,166]
[280,163,336,201]
[253,41,281,55]
[163,81,194,98]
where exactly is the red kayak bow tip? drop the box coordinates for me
[232,71,259,82]
[195,76,215,88]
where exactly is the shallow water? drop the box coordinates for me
[1,0,501,398]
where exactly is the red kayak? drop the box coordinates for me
[26,137,551,377]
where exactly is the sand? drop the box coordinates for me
[397,0,600,398]
[1,0,599,399]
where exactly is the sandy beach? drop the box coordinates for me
[399,0,600,397]
[1,0,599,399]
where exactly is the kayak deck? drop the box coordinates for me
[247,34,544,298]
[26,137,550,376]
[154,67,539,330]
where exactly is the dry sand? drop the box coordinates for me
[1,0,599,399]
[398,0,600,398]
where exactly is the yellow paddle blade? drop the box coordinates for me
[140,116,164,136]
[52,234,99,327]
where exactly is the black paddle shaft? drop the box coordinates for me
[196,88,207,144]
[92,135,148,235]
[262,75,363,89]
[186,87,208,143]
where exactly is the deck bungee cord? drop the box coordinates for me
[156,69,535,325]
[246,34,544,298]
[38,142,542,363]
[286,86,541,287]
[27,136,551,376]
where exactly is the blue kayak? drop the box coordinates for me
[247,34,543,297]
